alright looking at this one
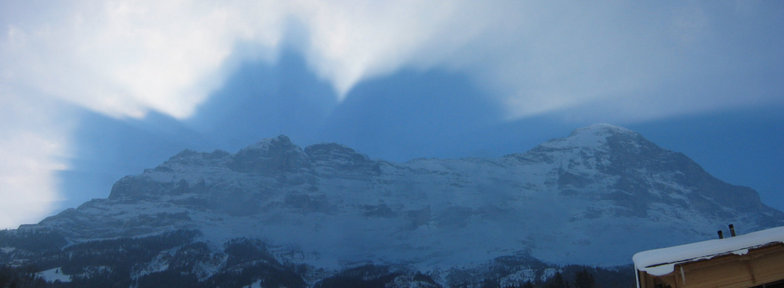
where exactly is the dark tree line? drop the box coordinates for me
[1,227,633,288]
[502,266,628,288]
[0,265,48,288]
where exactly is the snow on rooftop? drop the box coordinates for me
[633,226,784,276]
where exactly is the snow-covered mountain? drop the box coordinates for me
[1,124,781,287]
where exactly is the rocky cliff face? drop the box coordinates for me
[1,124,781,287]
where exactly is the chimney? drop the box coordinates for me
[729,224,736,237]
[717,230,724,239]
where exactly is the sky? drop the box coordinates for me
[1,1,783,229]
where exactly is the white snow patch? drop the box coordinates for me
[500,268,536,287]
[0,247,15,253]
[641,264,675,277]
[193,253,228,281]
[243,279,263,288]
[37,267,71,283]
[633,226,784,276]
[540,267,558,282]
[732,249,749,256]
[133,250,173,279]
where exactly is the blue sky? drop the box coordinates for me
[1,1,783,228]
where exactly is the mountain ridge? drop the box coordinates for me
[2,123,782,287]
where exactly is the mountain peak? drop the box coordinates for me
[243,135,295,151]
[540,123,638,150]
[575,123,634,135]
[229,135,309,173]
[568,123,638,142]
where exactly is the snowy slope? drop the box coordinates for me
[2,124,782,285]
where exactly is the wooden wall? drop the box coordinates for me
[637,243,784,288]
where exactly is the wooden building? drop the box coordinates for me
[633,226,784,288]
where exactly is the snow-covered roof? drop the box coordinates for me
[633,226,784,276]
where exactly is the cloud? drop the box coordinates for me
[3,1,782,120]
[0,132,66,228]
[1,1,279,119]
[0,90,71,229]
[286,1,495,97]
[288,1,784,119]
[0,0,494,117]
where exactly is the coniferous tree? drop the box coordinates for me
[574,269,595,288]
[547,272,568,288]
